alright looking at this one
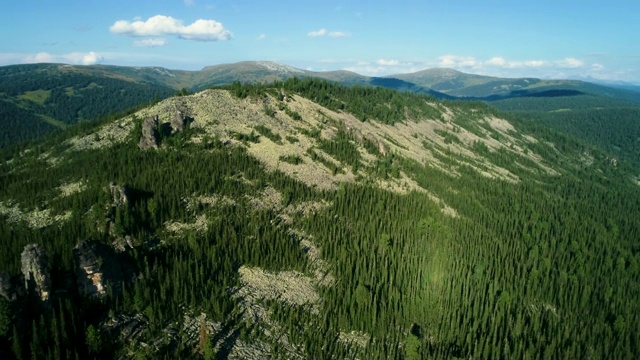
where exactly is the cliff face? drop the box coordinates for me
[138,115,159,150]
[20,244,51,302]
[171,110,186,133]
[73,240,127,299]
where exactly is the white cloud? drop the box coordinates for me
[308,29,327,37]
[328,31,348,38]
[80,52,103,65]
[134,38,168,47]
[376,59,399,66]
[524,60,545,67]
[184,0,195,6]
[308,29,347,38]
[591,63,604,71]
[110,15,232,41]
[256,34,266,41]
[438,55,478,68]
[557,57,584,68]
[23,52,54,63]
[22,51,103,65]
[487,57,506,66]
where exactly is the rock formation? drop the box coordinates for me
[109,182,129,207]
[74,240,127,299]
[105,182,130,236]
[171,110,186,133]
[0,272,18,301]
[347,127,388,156]
[138,115,160,150]
[20,244,51,302]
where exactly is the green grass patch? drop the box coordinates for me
[82,82,100,90]
[18,89,51,105]
[39,114,67,129]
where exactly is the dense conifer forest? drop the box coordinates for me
[0,79,639,359]
[0,64,175,147]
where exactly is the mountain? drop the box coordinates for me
[1,78,639,359]
[0,63,176,146]
[2,61,638,149]
[0,62,447,147]
[389,68,640,103]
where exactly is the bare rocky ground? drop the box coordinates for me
[57,180,87,197]
[0,201,71,229]
[10,86,562,228]
[61,87,553,191]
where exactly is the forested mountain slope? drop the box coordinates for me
[0,64,175,147]
[0,79,639,359]
[389,68,640,104]
[492,93,640,168]
[3,61,637,149]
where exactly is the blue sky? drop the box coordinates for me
[1,0,638,83]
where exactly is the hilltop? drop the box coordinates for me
[3,61,640,148]
[1,78,639,359]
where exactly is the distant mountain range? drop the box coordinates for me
[2,61,640,147]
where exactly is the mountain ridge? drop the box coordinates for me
[1,78,638,359]
[2,60,640,148]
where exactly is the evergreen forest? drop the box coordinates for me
[0,78,639,359]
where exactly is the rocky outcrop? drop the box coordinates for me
[20,244,51,302]
[0,272,19,301]
[347,127,388,156]
[106,182,130,236]
[74,240,127,299]
[109,182,129,207]
[171,110,186,133]
[138,115,159,150]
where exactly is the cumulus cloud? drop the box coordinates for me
[308,29,327,37]
[438,55,584,72]
[308,29,348,38]
[557,57,584,68]
[110,15,232,41]
[343,59,418,76]
[487,57,506,66]
[80,52,103,65]
[438,55,478,68]
[134,38,168,47]
[256,34,266,41]
[328,31,348,38]
[524,60,546,67]
[376,59,399,66]
[22,51,103,65]
[23,52,54,63]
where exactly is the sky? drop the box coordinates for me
[1,0,639,83]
